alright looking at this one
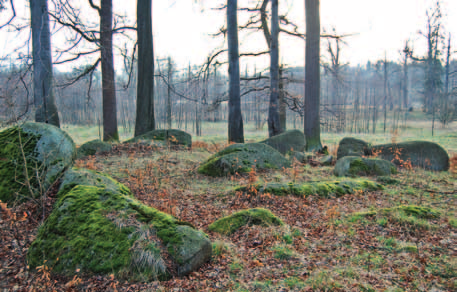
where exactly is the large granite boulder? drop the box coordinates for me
[334,156,397,177]
[28,169,211,279]
[337,137,371,160]
[198,143,291,177]
[371,141,450,171]
[0,122,76,204]
[77,139,112,158]
[261,130,305,155]
[125,129,192,148]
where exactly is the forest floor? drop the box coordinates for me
[1,127,457,291]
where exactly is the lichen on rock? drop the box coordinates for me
[333,156,397,177]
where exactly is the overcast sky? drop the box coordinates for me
[1,0,456,72]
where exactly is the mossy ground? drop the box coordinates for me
[236,179,384,198]
[208,208,284,235]
[0,127,42,204]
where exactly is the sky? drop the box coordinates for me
[1,0,457,72]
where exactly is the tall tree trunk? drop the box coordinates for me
[100,0,119,141]
[30,0,60,127]
[304,0,322,151]
[402,42,409,110]
[135,0,155,136]
[268,0,281,137]
[279,65,287,131]
[227,0,244,143]
[167,57,173,129]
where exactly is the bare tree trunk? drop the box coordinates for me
[100,0,119,141]
[135,0,155,136]
[383,53,388,133]
[167,57,173,129]
[227,0,244,143]
[30,0,60,127]
[279,65,287,131]
[304,0,322,151]
[268,0,281,137]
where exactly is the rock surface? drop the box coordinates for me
[334,156,397,177]
[125,129,192,148]
[336,137,371,160]
[0,122,75,204]
[28,169,211,279]
[198,143,291,177]
[371,141,449,171]
[77,139,112,158]
[261,130,305,155]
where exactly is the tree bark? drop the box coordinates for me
[267,0,281,137]
[30,0,60,127]
[100,0,119,141]
[134,0,155,136]
[227,0,244,143]
[304,0,322,151]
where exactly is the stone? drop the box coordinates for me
[28,170,211,280]
[0,122,76,204]
[371,141,449,171]
[125,129,192,148]
[209,208,283,235]
[336,137,371,160]
[261,130,305,155]
[198,143,291,177]
[334,156,397,177]
[77,139,112,158]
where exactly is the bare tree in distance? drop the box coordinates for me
[268,0,281,137]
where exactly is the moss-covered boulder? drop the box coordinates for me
[77,139,112,158]
[371,141,449,171]
[236,179,384,198]
[334,156,397,177]
[0,122,76,204]
[208,208,283,235]
[261,130,305,155]
[198,143,291,177]
[58,168,131,197]
[28,172,211,279]
[125,129,192,148]
[336,137,371,160]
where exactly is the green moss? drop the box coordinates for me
[198,143,290,177]
[28,181,205,279]
[208,208,283,235]
[349,205,441,230]
[449,218,457,228]
[27,186,135,276]
[77,139,112,158]
[237,179,384,198]
[0,127,42,204]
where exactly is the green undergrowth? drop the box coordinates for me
[0,127,42,204]
[235,179,384,198]
[28,183,200,280]
[349,205,442,230]
[209,208,284,235]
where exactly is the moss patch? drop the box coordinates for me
[125,129,192,147]
[209,208,284,235]
[0,126,42,204]
[260,130,305,155]
[350,205,442,230]
[198,143,291,177]
[236,179,384,198]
